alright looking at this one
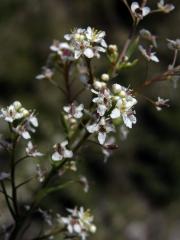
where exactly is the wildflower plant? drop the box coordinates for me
[0,1,179,239]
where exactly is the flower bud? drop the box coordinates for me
[20,108,29,117]
[93,80,107,90]
[13,101,22,110]
[119,90,126,97]
[108,44,118,53]
[90,225,97,233]
[101,73,110,82]
[112,84,122,94]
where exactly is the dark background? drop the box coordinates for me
[0,1,180,239]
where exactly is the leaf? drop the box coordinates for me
[34,181,74,205]
[126,37,140,59]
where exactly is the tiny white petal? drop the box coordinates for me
[98,132,106,145]
[64,150,73,159]
[22,131,31,139]
[142,6,151,16]
[52,152,62,161]
[30,116,38,127]
[87,124,98,133]
[131,2,140,12]
[84,48,94,58]
[110,108,121,119]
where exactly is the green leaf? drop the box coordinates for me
[34,180,74,205]
[126,37,139,59]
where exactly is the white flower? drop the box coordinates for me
[64,27,107,59]
[111,84,137,128]
[36,67,53,80]
[26,141,43,157]
[0,101,26,123]
[139,45,159,62]
[167,39,180,51]
[13,113,38,139]
[63,103,84,119]
[14,125,31,139]
[50,41,75,61]
[61,207,96,240]
[155,97,169,111]
[131,2,151,19]
[92,88,112,117]
[157,0,175,13]
[102,137,118,162]
[52,140,73,161]
[87,117,114,145]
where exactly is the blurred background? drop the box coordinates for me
[0,0,180,239]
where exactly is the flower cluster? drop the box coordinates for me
[61,207,96,240]
[0,101,28,123]
[0,101,38,140]
[64,27,107,59]
[1,0,178,237]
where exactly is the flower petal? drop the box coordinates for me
[98,132,106,145]
[110,108,120,119]
[84,48,94,58]
[52,152,62,161]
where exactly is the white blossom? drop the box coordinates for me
[87,117,114,145]
[155,97,169,111]
[36,67,53,80]
[26,141,43,157]
[102,136,118,162]
[92,88,112,117]
[63,103,84,119]
[50,41,75,61]
[0,101,27,123]
[131,2,151,19]
[64,27,107,59]
[157,0,175,13]
[111,84,137,128]
[14,125,31,139]
[13,113,38,139]
[52,140,73,161]
[61,207,96,240]
[139,45,159,62]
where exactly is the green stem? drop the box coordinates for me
[85,58,94,85]
[64,63,72,103]
[11,140,19,218]
[0,181,16,220]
